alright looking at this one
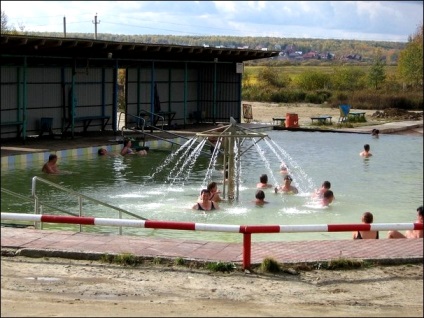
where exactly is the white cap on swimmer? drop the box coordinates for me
[280,163,287,170]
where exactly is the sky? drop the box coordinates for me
[2,1,423,42]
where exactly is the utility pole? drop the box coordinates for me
[63,16,66,37]
[92,13,100,39]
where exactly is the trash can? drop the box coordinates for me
[285,113,299,128]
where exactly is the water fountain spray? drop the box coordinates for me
[196,117,268,202]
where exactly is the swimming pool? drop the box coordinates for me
[1,130,422,242]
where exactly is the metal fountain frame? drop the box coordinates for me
[196,117,269,201]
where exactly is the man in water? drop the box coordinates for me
[275,175,298,194]
[387,206,423,239]
[257,174,273,189]
[42,154,60,174]
[359,144,372,157]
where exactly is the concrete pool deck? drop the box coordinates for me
[1,120,423,266]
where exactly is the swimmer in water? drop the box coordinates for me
[275,175,298,194]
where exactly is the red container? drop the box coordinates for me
[285,113,299,128]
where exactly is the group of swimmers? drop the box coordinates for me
[42,138,149,175]
[42,130,422,240]
[98,139,149,157]
[255,164,334,207]
[354,206,423,239]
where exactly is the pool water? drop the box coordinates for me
[1,130,423,242]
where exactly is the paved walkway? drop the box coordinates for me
[1,227,422,266]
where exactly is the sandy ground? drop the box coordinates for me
[1,103,423,317]
[1,256,422,317]
[243,102,379,126]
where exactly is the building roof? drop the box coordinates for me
[1,34,279,67]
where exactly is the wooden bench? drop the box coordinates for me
[63,115,110,133]
[310,116,332,124]
[1,121,24,139]
[272,117,286,126]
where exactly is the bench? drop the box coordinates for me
[63,115,110,133]
[310,116,332,124]
[272,117,286,126]
[1,121,24,139]
[349,112,366,121]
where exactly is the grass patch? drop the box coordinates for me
[206,261,236,272]
[174,257,185,266]
[260,257,281,273]
[153,257,163,265]
[317,257,365,270]
[100,253,141,266]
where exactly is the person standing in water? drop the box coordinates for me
[359,144,372,157]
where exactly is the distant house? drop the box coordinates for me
[303,51,317,59]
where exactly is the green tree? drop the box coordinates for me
[368,51,386,90]
[397,23,423,88]
[257,65,290,88]
[295,70,331,90]
[331,65,366,91]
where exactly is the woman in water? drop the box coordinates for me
[193,189,219,211]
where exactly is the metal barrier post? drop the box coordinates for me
[78,196,82,232]
[242,232,252,270]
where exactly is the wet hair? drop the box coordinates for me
[98,148,107,155]
[48,154,57,161]
[322,181,331,189]
[207,182,217,192]
[323,190,334,199]
[284,175,293,182]
[255,190,265,200]
[259,174,268,184]
[362,211,374,224]
[200,189,210,195]
[417,206,423,217]
[364,144,370,151]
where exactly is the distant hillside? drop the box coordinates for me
[25,31,407,64]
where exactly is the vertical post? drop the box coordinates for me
[227,124,236,201]
[213,59,217,124]
[92,13,100,39]
[236,138,241,201]
[137,67,141,117]
[78,196,82,232]
[222,138,227,199]
[101,68,106,117]
[184,62,188,126]
[70,62,76,138]
[242,232,251,270]
[63,16,66,37]
[150,62,155,125]
[112,60,118,132]
[22,56,27,142]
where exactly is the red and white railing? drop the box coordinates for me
[1,212,422,269]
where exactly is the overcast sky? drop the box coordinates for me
[2,1,423,42]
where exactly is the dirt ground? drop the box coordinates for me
[1,103,423,317]
[242,101,422,127]
[1,256,422,317]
